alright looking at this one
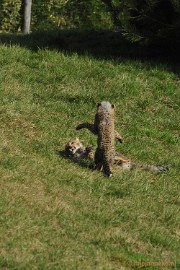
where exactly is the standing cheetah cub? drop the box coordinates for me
[76,101,123,177]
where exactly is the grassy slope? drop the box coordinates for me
[0,32,179,270]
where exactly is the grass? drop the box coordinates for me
[0,30,179,270]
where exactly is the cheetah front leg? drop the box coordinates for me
[76,123,98,135]
[76,123,123,144]
[114,130,123,143]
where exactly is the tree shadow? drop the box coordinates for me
[0,29,180,75]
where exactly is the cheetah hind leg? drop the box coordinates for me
[95,148,113,177]
[94,148,104,172]
[102,156,113,177]
[114,153,129,165]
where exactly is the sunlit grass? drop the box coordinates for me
[0,32,179,269]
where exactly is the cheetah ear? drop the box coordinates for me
[111,104,115,108]
[75,137,79,141]
[97,102,101,107]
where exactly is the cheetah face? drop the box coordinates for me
[65,138,83,156]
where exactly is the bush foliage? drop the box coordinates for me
[0,0,180,44]
[0,0,112,32]
[0,0,22,32]
[101,0,180,43]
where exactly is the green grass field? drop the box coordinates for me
[0,31,179,270]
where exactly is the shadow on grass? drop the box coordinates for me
[33,91,96,106]
[0,29,180,74]
[57,149,94,170]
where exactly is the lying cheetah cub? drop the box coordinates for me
[65,137,94,160]
[65,138,169,172]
